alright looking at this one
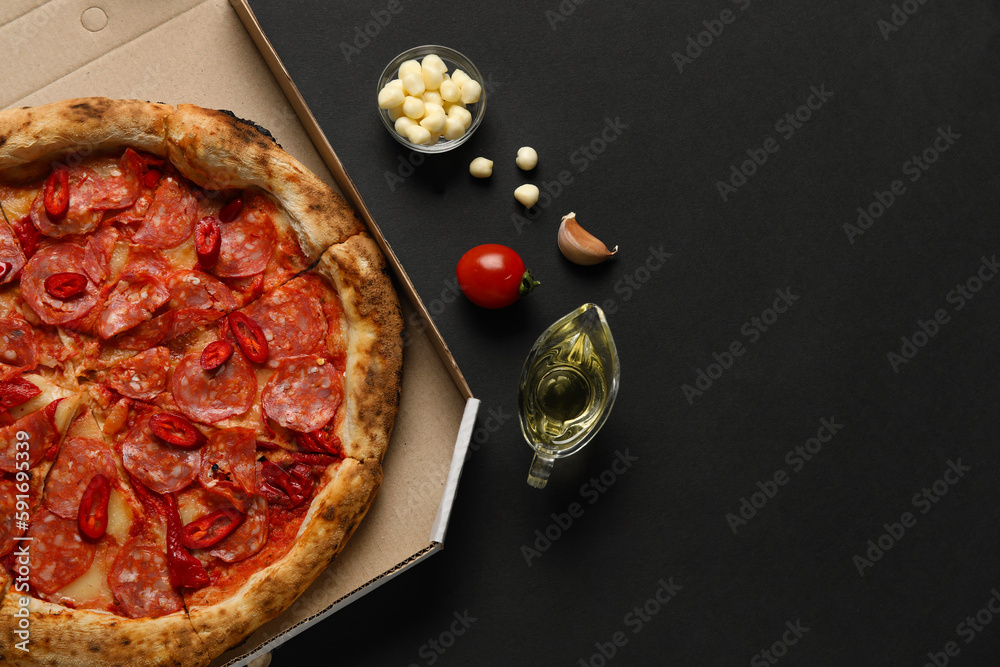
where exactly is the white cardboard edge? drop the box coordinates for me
[431,398,480,543]
[225,396,480,667]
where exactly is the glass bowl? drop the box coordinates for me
[377,45,486,154]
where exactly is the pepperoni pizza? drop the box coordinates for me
[0,98,403,666]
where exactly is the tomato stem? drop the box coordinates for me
[519,270,540,298]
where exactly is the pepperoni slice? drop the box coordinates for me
[207,495,268,563]
[28,509,96,595]
[29,167,103,238]
[243,277,327,363]
[105,347,171,401]
[87,148,144,210]
[82,226,120,283]
[96,273,170,339]
[262,356,343,433]
[0,317,38,381]
[171,348,256,424]
[0,216,26,285]
[21,243,102,325]
[0,407,58,473]
[109,538,184,618]
[132,175,198,249]
[110,311,173,351]
[164,270,237,339]
[200,428,257,497]
[121,414,200,494]
[215,194,275,278]
[44,437,120,519]
[0,478,16,557]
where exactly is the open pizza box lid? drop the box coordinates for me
[0,1,478,664]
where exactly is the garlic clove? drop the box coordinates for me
[557,212,617,266]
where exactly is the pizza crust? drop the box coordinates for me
[164,104,363,261]
[185,457,382,658]
[0,592,206,667]
[0,98,171,182]
[315,234,404,462]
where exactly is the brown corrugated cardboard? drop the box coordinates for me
[1,1,476,665]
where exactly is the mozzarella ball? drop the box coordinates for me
[422,90,443,107]
[439,79,461,103]
[421,63,443,91]
[451,69,471,87]
[460,80,482,104]
[420,111,448,134]
[422,54,447,73]
[402,72,425,96]
[378,85,405,109]
[447,105,473,129]
[398,59,421,78]
[516,147,538,170]
[402,96,425,119]
[469,157,494,178]
[405,124,433,145]
[394,116,417,135]
[514,184,540,207]
[443,118,466,141]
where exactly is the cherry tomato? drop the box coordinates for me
[456,244,539,309]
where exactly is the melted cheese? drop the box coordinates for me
[55,556,110,604]
[106,489,133,543]
[8,376,80,431]
[0,186,38,220]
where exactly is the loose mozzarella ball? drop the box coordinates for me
[439,79,462,103]
[402,96,425,119]
[448,105,473,129]
[421,63,443,91]
[443,118,466,141]
[460,80,482,105]
[422,90,443,106]
[420,111,448,134]
[405,124,433,145]
[402,72,425,96]
[422,54,447,73]
[516,147,538,170]
[398,59,421,78]
[469,157,493,178]
[395,116,417,135]
[387,105,405,122]
[451,69,471,87]
[514,184,540,207]
[378,85,405,109]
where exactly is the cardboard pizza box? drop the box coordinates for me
[0,1,478,665]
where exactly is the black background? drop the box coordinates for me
[248,1,1000,665]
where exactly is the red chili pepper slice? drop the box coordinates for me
[200,340,233,370]
[43,167,70,218]
[297,429,342,457]
[218,197,243,223]
[43,398,63,429]
[162,493,209,589]
[180,508,243,549]
[195,216,222,270]
[261,461,313,508]
[11,216,41,259]
[228,312,268,364]
[149,412,205,449]
[44,272,88,300]
[143,169,162,189]
[0,261,10,282]
[0,377,42,412]
[78,474,111,541]
[255,440,282,450]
